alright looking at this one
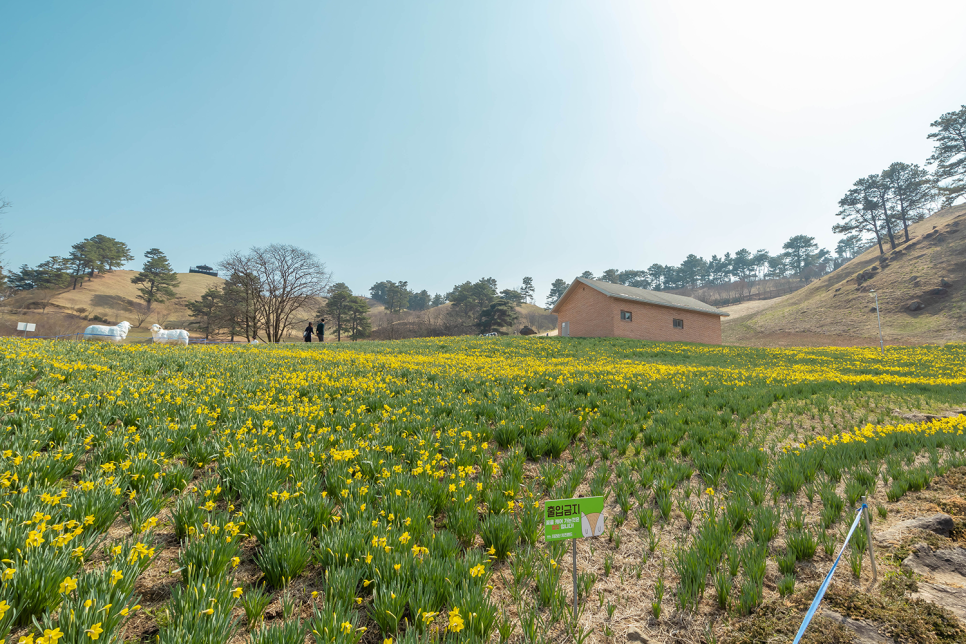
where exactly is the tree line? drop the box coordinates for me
[7,235,182,315]
[543,233,860,307]
[364,276,539,336]
[367,276,537,313]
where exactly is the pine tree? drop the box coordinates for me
[219,281,248,342]
[880,162,934,242]
[927,105,966,207]
[477,299,519,333]
[545,279,569,307]
[782,235,818,276]
[408,289,431,311]
[383,281,409,314]
[131,248,180,311]
[833,177,888,255]
[520,277,534,304]
[319,288,352,342]
[187,286,222,340]
[347,296,372,341]
[90,235,134,271]
[600,269,620,284]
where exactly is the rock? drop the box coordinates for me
[870,265,880,272]
[927,287,949,297]
[876,513,954,544]
[940,278,953,288]
[870,307,878,312]
[913,582,966,623]
[519,326,537,336]
[907,301,926,312]
[626,627,651,643]
[818,610,895,644]
[892,410,942,422]
[903,544,966,586]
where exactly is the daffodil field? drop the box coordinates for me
[0,337,964,644]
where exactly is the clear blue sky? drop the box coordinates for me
[3,1,966,302]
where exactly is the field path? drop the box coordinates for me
[719,294,788,320]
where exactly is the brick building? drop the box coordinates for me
[550,278,729,344]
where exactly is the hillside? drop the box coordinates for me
[724,204,966,347]
[0,270,224,338]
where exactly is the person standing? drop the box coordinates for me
[316,319,325,343]
[303,323,313,342]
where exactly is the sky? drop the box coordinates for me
[3,1,966,303]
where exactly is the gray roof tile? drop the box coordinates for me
[554,278,729,317]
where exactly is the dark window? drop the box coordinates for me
[620,310,632,321]
[673,318,684,329]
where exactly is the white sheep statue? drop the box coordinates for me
[82,321,132,343]
[149,324,190,346]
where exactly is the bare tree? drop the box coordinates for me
[153,305,173,328]
[36,287,59,313]
[220,244,330,343]
[130,302,151,328]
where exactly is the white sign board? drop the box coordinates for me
[17,323,36,332]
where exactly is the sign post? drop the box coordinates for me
[17,322,36,338]
[545,496,605,619]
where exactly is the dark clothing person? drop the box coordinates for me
[316,320,325,342]
[303,324,313,342]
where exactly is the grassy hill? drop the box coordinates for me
[724,204,966,347]
[0,270,224,339]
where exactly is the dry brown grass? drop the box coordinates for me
[724,205,966,348]
[1,270,224,330]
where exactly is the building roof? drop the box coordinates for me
[551,277,730,317]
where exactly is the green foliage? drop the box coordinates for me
[751,505,780,544]
[786,529,817,561]
[737,578,763,616]
[477,299,520,333]
[4,333,966,642]
[177,521,242,586]
[778,549,797,576]
[928,104,966,207]
[713,570,732,610]
[249,619,306,644]
[777,574,796,597]
[131,248,180,310]
[370,578,407,635]
[651,576,664,620]
[256,533,311,589]
[157,576,237,644]
[240,584,272,629]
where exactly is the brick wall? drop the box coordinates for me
[556,284,615,338]
[556,285,723,344]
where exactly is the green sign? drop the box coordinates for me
[544,496,605,541]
